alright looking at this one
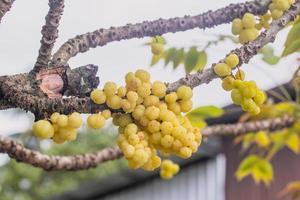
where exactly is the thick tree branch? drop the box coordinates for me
[0,0,15,23]
[51,0,270,66]
[33,0,65,72]
[0,115,294,171]
[167,2,300,92]
[0,138,122,170]
[202,115,294,137]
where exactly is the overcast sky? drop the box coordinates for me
[0,0,297,135]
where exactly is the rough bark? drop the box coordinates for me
[0,0,15,23]
[202,115,295,137]
[33,0,65,72]
[0,65,101,118]
[0,138,122,170]
[0,115,293,171]
[51,0,270,66]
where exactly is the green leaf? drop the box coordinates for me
[284,21,300,49]
[236,155,273,186]
[255,159,273,185]
[282,38,300,57]
[286,133,300,154]
[262,55,280,65]
[184,47,199,73]
[188,118,207,129]
[164,48,177,66]
[150,54,162,66]
[186,105,224,120]
[242,133,256,149]
[173,48,185,69]
[236,155,260,180]
[194,51,207,71]
[259,46,280,65]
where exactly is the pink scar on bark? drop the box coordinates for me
[36,69,64,99]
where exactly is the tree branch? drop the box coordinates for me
[0,115,294,171]
[167,2,300,92]
[202,115,294,137]
[51,0,270,66]
[33,0,65,72]
[0,0,15,23]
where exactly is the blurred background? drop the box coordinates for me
[0,0,298,200]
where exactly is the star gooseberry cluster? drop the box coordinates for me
[160,160,180,180]
[32,69,201,179]
[214,54,266,115]
[89,69,201,175]
[232,0,295,44]
[33,112,83,143]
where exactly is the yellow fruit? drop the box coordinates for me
[137,85,151,98]
[226,53,239,68]
[33,120,55,139]
[253,90,266,105]
[101,109,111,119]
[126,77,142,91]
[57,114,69,127]
[176,85,193,100]
[160,170,173,180]
[121,99,131,111]
[124,123,138,135]
[52,134,65,144]
[276,0,290,10]
[168,102,181,115]
[152,81,167,98]
[160,121,174,135]
[147,120,161,133]
[132,106,145,120]
[68,112,82,128]
[103,82,117,96]
[178,147,192,158]
[242,13,256,28]
[125,72,135,84]
[231,89,243,105]
[271,9,283,20]
[151,43,164,55]
[127,91,139,102]
[222,76,234,91]
[143,95,159,107]
[232,18,243,35]
[161,135,174,148]
[90,89,106,104]
[145,106,160,120]
[87,114,105,129]
[165,92,178,104]
[239,29,258,44]
[106,95,121,109]
[179,100,193,113]
[117,86,127,97]
[123,144,135,158]
[117,114,132,127]
[213,63,231,77]
[135,69,150,82]
[235,70,245,80]
[58,127,77,141]
[50,112,60,124]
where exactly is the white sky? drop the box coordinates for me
[0,0,297,135]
